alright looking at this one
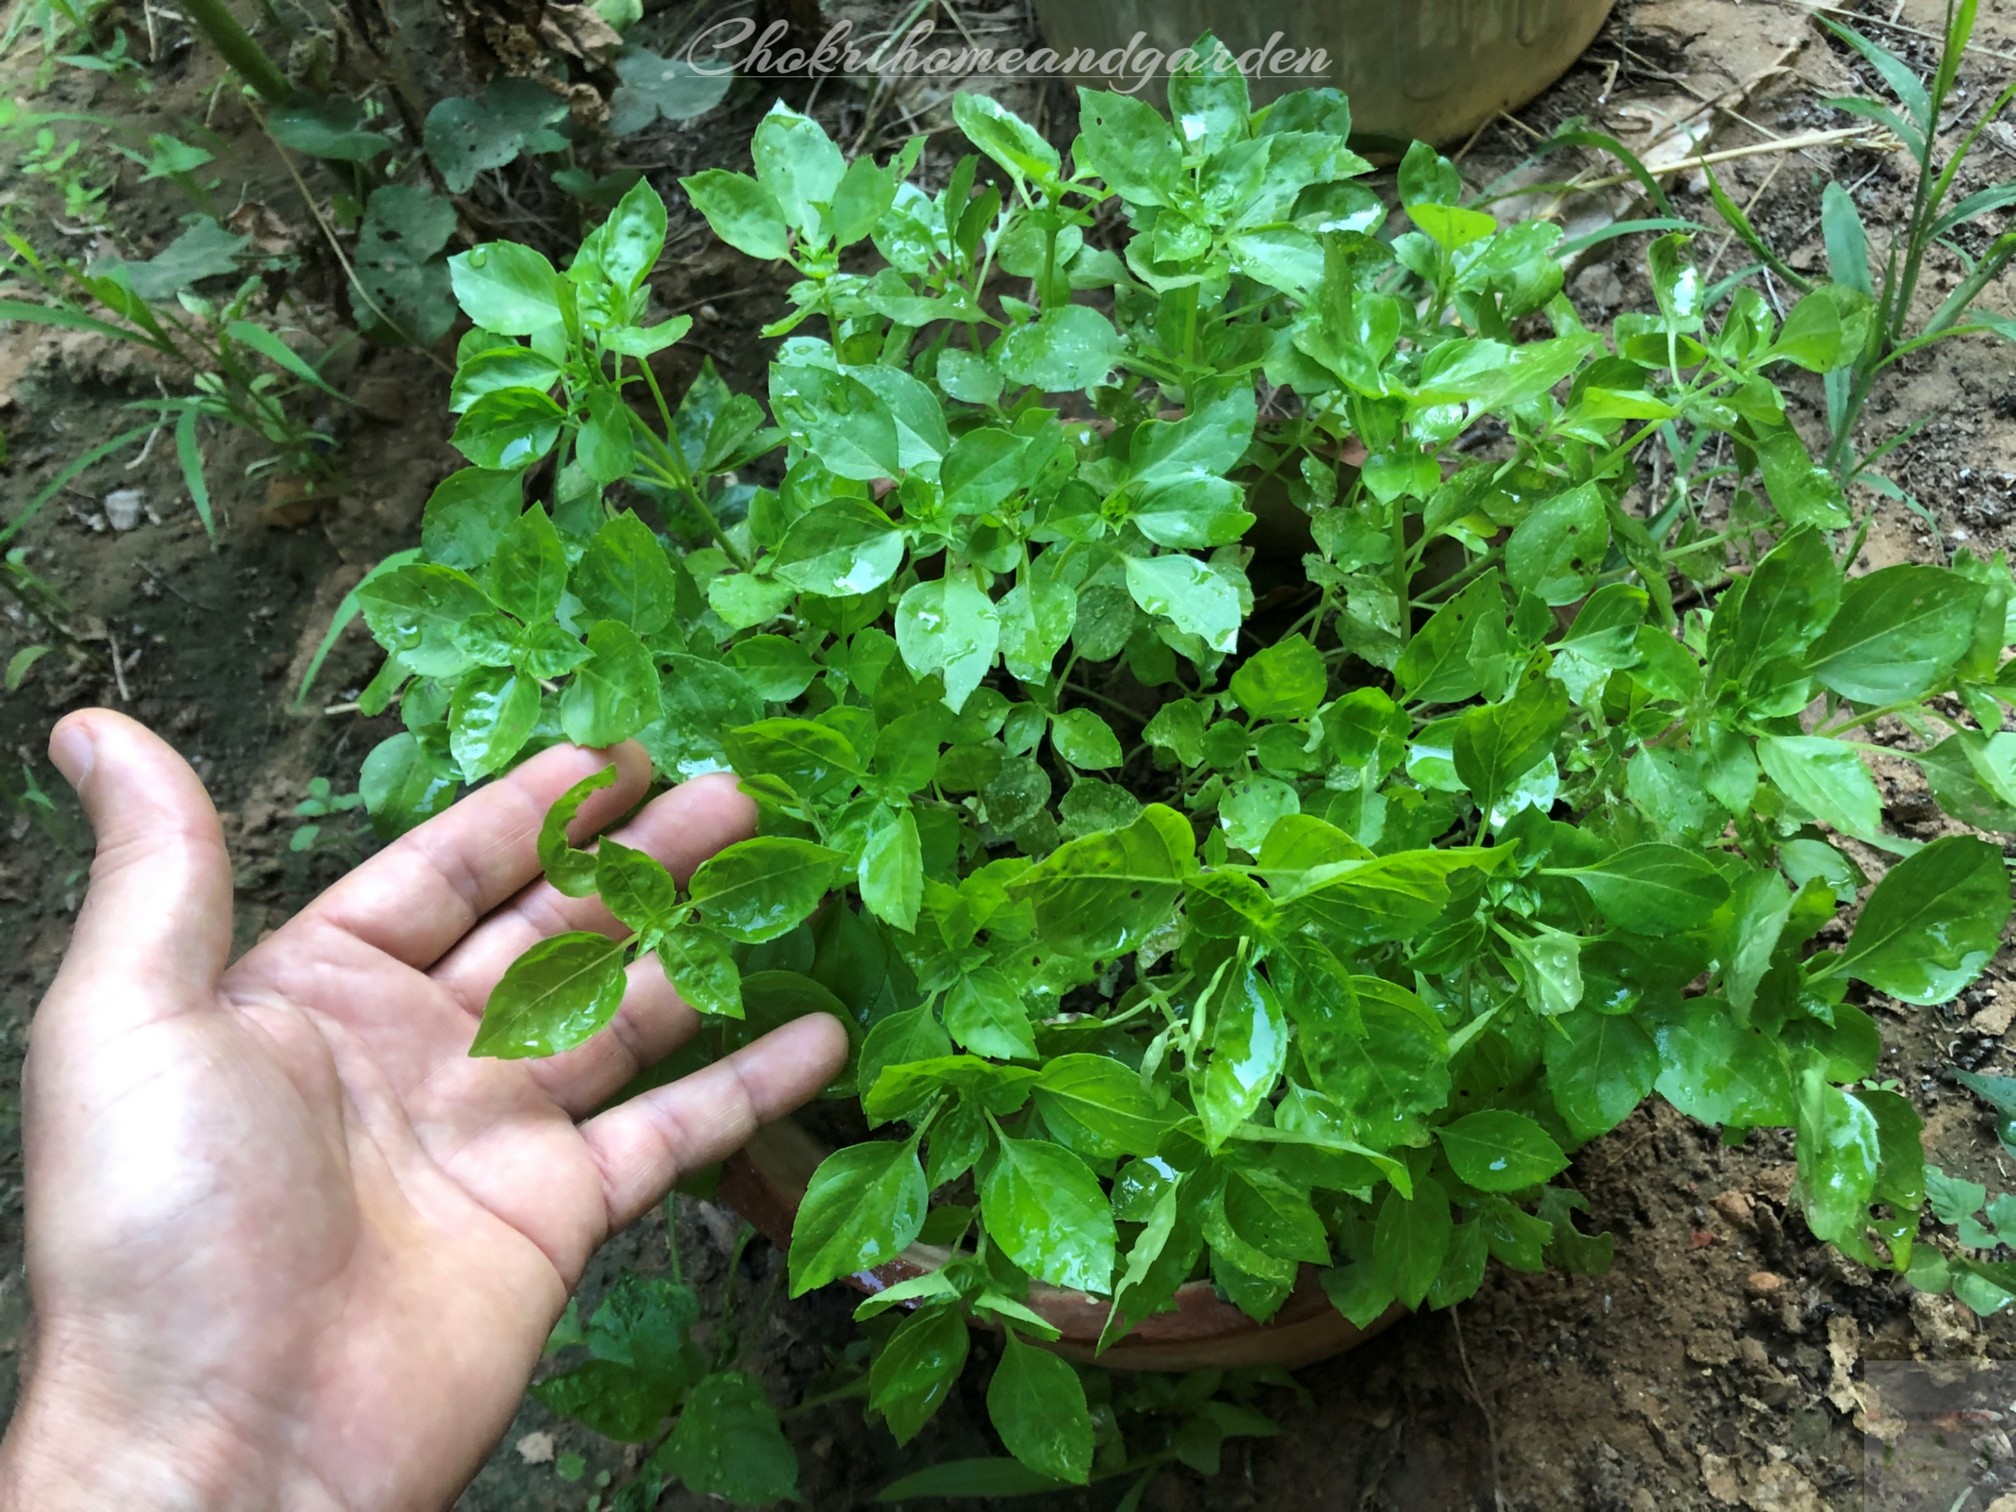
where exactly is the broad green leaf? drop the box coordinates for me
[727,635,819,701]
[424,78,569,195]
[489,504,565,623]
[558,621,660,747]
[994,305,1123,392]
[1564,843,1729,932]
[870,1306,969,1446]
[359,732,457,839]
[1648,999,1795,1126]
[472,932,628,1058]
[1007,803,1193,957]
[1050,707,1122,770]
[1724,525,1841,671]
[450,387,566,470]
[944,966,1037,1059]
[1230,633,1326,720]
[358,563,493,677]
[421,468,521,570]
[607,48,732,136]
[1756,427,1850,529]
[1833,835,2011,1005]
[896,575,1000,712]
[576,388,635,485]
[752,103,845,238]
[1794,1069,1880,1252]
[1505,923,1583,1017]
[1805,564,1984,704]
[1452,677,1567,820]
[448,665,539,781]
[448,242,564,334]
[772,498,907,598]
[689,836,843,944]
[954,93,1060,185]
[660,1373,797,1504]
[1544,1010,1657,1141]
[1395,571,1507,704]
[859,807,923,932]
[1373,1175,1451,1309]
[681,168,790,259]
[981,1135,1117,1293]
[1031,1054,1174,1160]
[1195,963,1289,1147]
[1437,1110,1568,1192]
[1075,89,1184,206]
[790,1139,929,1294]
[570,513,679,635]
[1123,554,1241,654]
[1721,868,1793,1014]
[721,718,862,793]
[1504,483,1608,606]
[770,364,900,480]
[986,1332,1092,1485]
[657,923,742,1019]
[1757,734,1882,840]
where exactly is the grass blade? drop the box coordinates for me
[173,405,214,537]
[222,319,349,400]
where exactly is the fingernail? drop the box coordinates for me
[48,721,95,789]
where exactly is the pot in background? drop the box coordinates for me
[1030,0,1614,146]
[721,1118,1406,1372]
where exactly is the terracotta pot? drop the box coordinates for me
[720,1118,1406,1371]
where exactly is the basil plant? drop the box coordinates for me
[354,49,2016,1485]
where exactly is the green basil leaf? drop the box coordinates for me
[659,1372,798,1504]
[985,1331,1092,1485]
[980,1134,1116,1293]
[1372,1174,1451,1309]
[1805,563,1984,704]
[1544,1010,1658,1141]
[944,966,1037,1060]
[1230,633,1327,720]
[859,806,924,932]
[1195,962,1289,1148]
[1834,834,2011,1004]
[1436,1109,1568,1192]
[789,1139,929,1294]
[472,931,628,1058]
[537,764,620,897]
[688,836,843,944]
[447,664,540,781]
[869,1305,970,1446]
[1006,803,1193,957]
[1564,843,1730,932]
[656,922,742,1019]
[558,621,659,749]
[1032,1053,1174,1160]
[1757,734,1882,840]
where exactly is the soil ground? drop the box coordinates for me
[6,1,2016,1508]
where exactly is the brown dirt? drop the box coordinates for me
[6,1,2016,1508]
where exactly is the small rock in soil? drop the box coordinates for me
[103,488,146,530]
[1747,1270,1786,1297]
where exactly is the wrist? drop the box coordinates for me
[0,1349,270,1512]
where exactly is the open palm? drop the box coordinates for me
[1,711,846,1512]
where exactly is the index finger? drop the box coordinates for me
[287,739,651,969]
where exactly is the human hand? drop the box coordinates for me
[0,710,847,1512]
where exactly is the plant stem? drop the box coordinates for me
[180,0,293,103]
[632,363,752,571]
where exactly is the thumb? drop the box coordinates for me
[45,709,234,1020]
